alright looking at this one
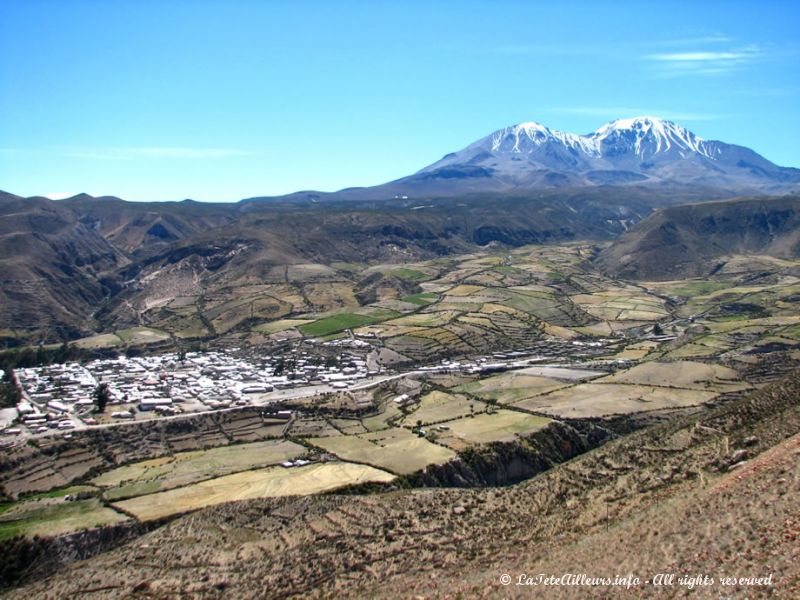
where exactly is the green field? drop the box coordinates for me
[387,268,431,281]
[299,309,399,337]
[116,327,171,345]
[667,281,730,297]
[72,333,124,349]
[0,498,128,540]
[23,485,99,501]
[299,313,382,337]
[400,292,439,305]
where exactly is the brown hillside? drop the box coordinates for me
[596,195,800,280]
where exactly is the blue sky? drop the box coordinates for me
[1,0,798,201]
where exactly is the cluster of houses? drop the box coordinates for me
[12,362,95,435]
[2,346,384,438]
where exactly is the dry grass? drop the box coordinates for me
[598,360,752,393]
[513,383,716,417]
[400,391,478,425]
[92,440,306,499]
[113,462,396,521]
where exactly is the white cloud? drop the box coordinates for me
[649,34,732,47]
[645,46,760,77]
[648,50,755,62]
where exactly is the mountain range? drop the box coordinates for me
[247,116,800,202]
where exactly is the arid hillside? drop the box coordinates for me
[2,188,658,345]
[7,188,792,346]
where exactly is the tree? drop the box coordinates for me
[0,367,20,409]
[653,323,664,336]
[273,357,285,376]
[94,382,111,413]
[54,341,69,364]
[35,345,49,366]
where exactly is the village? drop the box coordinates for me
[0,334,630,442]
[2,342,385,439]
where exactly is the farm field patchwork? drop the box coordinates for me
[3,244,800,546]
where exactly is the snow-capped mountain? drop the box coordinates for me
[245,116,799,204]
[409,116,799,193]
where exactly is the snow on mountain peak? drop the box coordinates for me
[486,116,714,160]
[492,121,599,155]
[592,116,713,159]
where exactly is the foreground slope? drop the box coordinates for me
[9,369,799,599]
